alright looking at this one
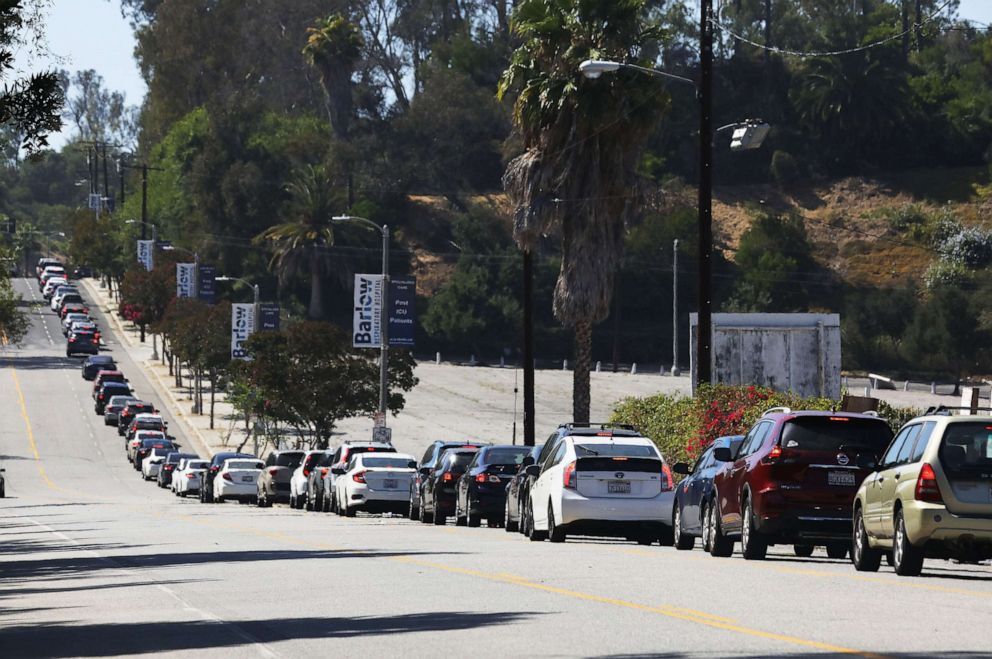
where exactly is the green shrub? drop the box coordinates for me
[770,150,799,186]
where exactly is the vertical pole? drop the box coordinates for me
[141,164,148,241]
[523,249,535,447]
[698,0,714,388]
[672,239,680,376]
[253,284,260,331]
[379,225,390,420]
[101,144,110,208]
[118,157,125,205]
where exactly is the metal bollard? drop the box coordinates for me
[864,386,871,397]
[903,380,909,391]
[563,359,568,370]
[930,382,936,394]
[500,356,505,368]
[631,363,637,375]
[470,354,477,366]
[435,352,441,365]
[595,361,601,372]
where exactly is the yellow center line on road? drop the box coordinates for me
[5,336,62,493]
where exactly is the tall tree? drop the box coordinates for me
[499,0,668,422]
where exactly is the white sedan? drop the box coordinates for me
[173,459,209,497]
[213,458,264,504]
[334,453,417,517]
[526,433,675,545]
[141,448,172,481]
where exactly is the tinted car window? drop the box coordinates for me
[226,460,263,470]
[780,417,892,454]
[363,456,414,469]
[485,448,531,465]
[895,425,922,464]
[910,422,937,463]
[939,422,992,475]
[574,444,656,458]
[442,452,476,471]
[275,453,304,468]
[880,429,911,468]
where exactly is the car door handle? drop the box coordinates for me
[877,477,885,483]
[894,473,900,479]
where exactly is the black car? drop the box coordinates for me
[408,441,487,521]
[670,435,745,551]
[157,451,199,488]
[504,444,544,533]
[95,381,131,414]
[455,445,532,528]
[200,452,256,503]
[82,355,116,380]
[134,438,179,473]
[73,266,93,278]
[119,401,156,436]
[68,330,100,357]
[104,395,138,426]
[421,449,479,525]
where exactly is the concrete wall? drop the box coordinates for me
[689,313,841,399]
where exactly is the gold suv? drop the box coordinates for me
[852,410,992,576]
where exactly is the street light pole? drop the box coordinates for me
[332,215,390,423]
[672,239,680,376]
[698,0,714,387]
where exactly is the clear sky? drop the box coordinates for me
[12,0,992,151]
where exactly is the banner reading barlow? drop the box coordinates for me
[230,303,255,360]
[197,264,216,303]
[353,274,383,348]
[388,278,416,347]
[136,240,154,271]
[176,263,195,298]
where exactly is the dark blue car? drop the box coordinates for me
[671,435,745,551]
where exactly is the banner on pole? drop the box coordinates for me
[197,264,216,303]
[88,193,101,210]
[353,274,383,348]
[231,303,255,359]
[136,240,154,271]
[176,263,195,298]
[258,303,280,331]
[388,278,416,347]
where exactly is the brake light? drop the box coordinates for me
[210,465,219,472]
[442,472,455,482]
[829,417,850,422]
[222,473,232,481]
[94,332,100,341]
[475,473,488,483]
[69,338,76,342]
[367,448,376,451]
[661,463,674,491]
[915,463,943,503]
[320,467,328,477]
[303,469,310,477]
[563,461,577,489]
[164,465,174,471]
[131,440,140,448]
[98,393,104,400]
[461,445,478,449]
[269,468,279,477]
[352,470,367,483]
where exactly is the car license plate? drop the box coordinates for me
[384,479,397,489]
[828,471,856,486]
[608,480,631,494]
[241,475,254,483]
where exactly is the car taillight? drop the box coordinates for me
[94,332,100,341]
[269,468,279,476]
[164,465,174,471]
[320,467,328,476]
[98,393,104,400]
[661,463,674,491]
[761,445,783,464]
[131,440,140,448]
[352,470,367,483]
[222,473,232,481]
[442,472,455,482]
[915,463,943,503]
[69,338,76,342]
[303,468,310,477]
[475,473,488,483]
[210,466,219,472]
[563,461,577,489]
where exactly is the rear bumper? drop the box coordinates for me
[754,502,852,541]
[559,489,674,527]
[350,484,411,505]
[904,502,992,550]
[215,481,257,499]
[469,491,508,516]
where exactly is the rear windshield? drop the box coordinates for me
[275,453,304,468]
[780,417,892,455]
[574,444,658,458]
[940,423,992,475]
[442,452,477,470]
[142,439,173,448]
[350,446,396,456]
[363,456,414,469]
[484,448,531,465]
[226,460,262,470]
[187,461,208,470]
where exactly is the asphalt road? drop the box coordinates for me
[3,277,992,658]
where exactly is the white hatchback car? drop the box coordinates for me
[213,458,264,504]
[289,450,333,509]
[141,448,172,481]
[334,452,417,517]
[525,432,675,545]
[173,459,209,497]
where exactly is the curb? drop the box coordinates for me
[78,278,214,460]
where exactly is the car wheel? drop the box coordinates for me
[408,494,420,521]
[420,497,433,524]
[467,511,481,528]
[892,509,924,576]
[305,491,314,511]
[793,544,815,558]
[674,505,695,551]
[707,499,734,558]
[701,502,713,553]
[852,507,882,572]
[345,502,356,517]
[825,543,848,560]
[885,552,894,567]
[0,481,4,498]
[432,495,447,525]
[548,504,566,543]
[504,499,518,533]
[527,501,547,542]
[740,496,767,560]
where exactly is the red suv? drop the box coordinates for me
[705,408,893,560]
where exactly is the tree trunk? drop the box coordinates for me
[901,0,910,59]
[572,320,592,424]
[914,0,922,50]
[308,254,326,319]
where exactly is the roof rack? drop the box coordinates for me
[923,405,992,416]
[559,422,636,431]
[761,406,792,417]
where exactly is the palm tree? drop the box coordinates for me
[303,14,363,206]
[498,0,668,422]
[254,165,337,320]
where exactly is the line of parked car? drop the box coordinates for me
[49,255,992,577]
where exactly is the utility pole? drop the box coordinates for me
[141,164,148,241]
[101,144,110,210]
[522,249,535,446]
[379,225,390,419]
[118,156,125,205]
[672,239,680,376]
[698,0,714,388]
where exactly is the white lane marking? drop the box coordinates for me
[25,282,55,345]
[20,516,279,658]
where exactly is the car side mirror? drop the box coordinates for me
[407,460,417,469]
[672,462,690,475]
[856,454,877,471]
[525,464,541,477]
[521,456,535,467]
[331,467,345,475]
[419,467,431,476]
[713,447,733,462]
